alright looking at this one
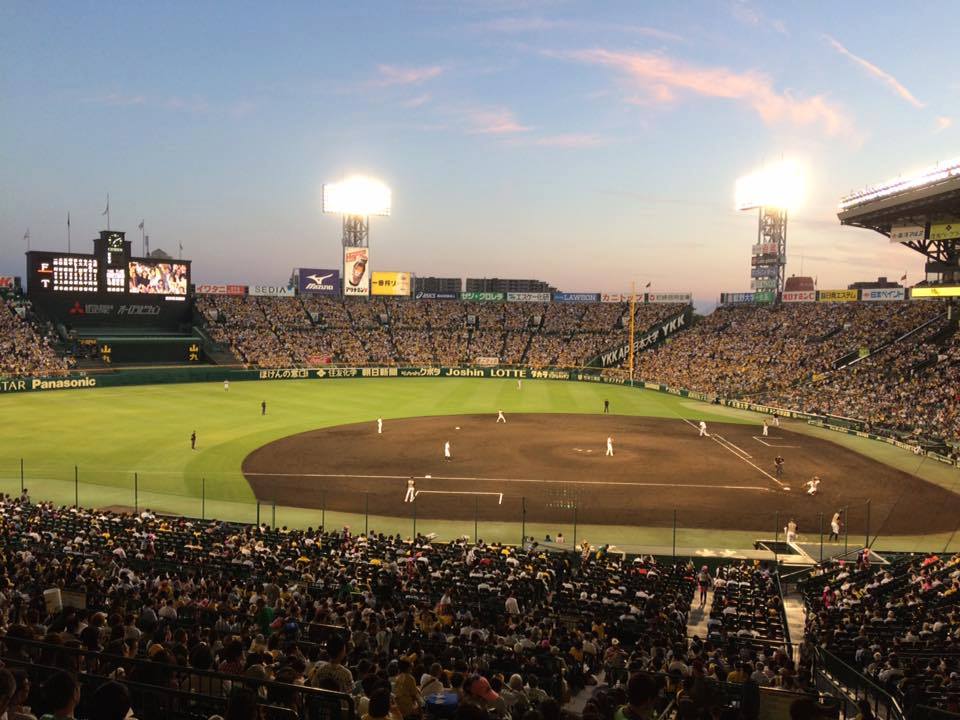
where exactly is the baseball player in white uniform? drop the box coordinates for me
[517,379,522,390]
[762,421,769,437]
[404,478,416,502]
[806,476,821,496]
[606,436,614,456]
[377,417,383,434]
[223,379,229,391]
[773,414,780,428]
[497,410,506,423]
[699,421,708,437]
[444,441,451,461]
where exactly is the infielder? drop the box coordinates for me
[762,421,769,437]
[377,417,383,434]
[773,414,781,428]
[223,379,229,391]
[497,410,506,423]
[805,476,820,496]
[606,436,614,456]
[774,455,785,480]
[404,478,416,503]
[444,441,452,461]
[699,421,708,437]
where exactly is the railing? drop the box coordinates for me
[815,646,905,720]
[0,636,354,720]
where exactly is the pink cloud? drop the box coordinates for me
[374,64,444,87]
[402,93,432,108]
[464,107,532,134]
[936,116,953,132]
[561,49,855,137]
[824,35,924,108]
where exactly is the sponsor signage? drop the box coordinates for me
[911,286,960,298]
[506,291,551,302]
[371,271,412,297]
[250,285,295,297]
[601,293,627,303]
[343,248,370,296]
[298,268,340,295]
[889,224,925,244]
[647,292,692,304]
[460,291,505,301]
[753,291,776,303]
[721,292,754,304]
[593,307,691,368]
[0,276,18,289]
[553,292,600,303]
[783,290,816,303]
[861,287,905,301]
[414,291,459,300]
[930,221,960,242]
[818,289,859,302]
[196,284,247,295]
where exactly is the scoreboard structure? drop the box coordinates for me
[28,231,190,298]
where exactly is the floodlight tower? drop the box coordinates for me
[735,161,803,300]
[322,176,392,248]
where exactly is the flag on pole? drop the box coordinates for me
[67,212,71,228]
[138,220,144,230]
[102,195,110,216]
[900,272,907,281]
[645,281,651,288]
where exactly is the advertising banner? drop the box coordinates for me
[930,221,960,242]
[343,249,369,296]
[783,290,816,302]
[460,291,505,301]
[298,268,340,295]
[911,286,960,298]
[647,292,692,304]
[414,291,458,300]
[592,306,691,368]
[601,293,627,303]
[371,271,412,296]
[0,276,18,289]
[861,287,905,301]
[753,291,776,303]
[553,292,600,303]
[818,289,859,302]
[889,224,925,244]
[751,279,777,290]
[250,285,295,297]
[721,292,754,304]
[506,291,551,302]
[195,284,247,295]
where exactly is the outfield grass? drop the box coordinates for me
[2,377,957,552]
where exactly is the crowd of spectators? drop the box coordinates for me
[194,297,685,369]
[803,551,960,714]
[0,297,72,377]
[0,495,812,720]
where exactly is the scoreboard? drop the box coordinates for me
[27,231,190,300]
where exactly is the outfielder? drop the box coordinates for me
[404,478,416,503]
[497,410,506,423]
[699,421,708,437]
[223,379,229,392]
[377,417,383,434]
[444,441,452,461]
[606,436,614,456]
[517,379,522,390]
[773,414,781,428]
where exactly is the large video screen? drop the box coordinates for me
[128,261,189,295]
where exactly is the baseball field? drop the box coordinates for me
[3,377,959,551]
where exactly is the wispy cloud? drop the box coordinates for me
[374,64,444,87]
[463,106,532,134]
[729,1,787,34]
[936,116,953,132]
[86,92,147,107]
[402,93,433,108]
[556,49,855,137]
[473,16,682,42]
[533,133,605,147]
[824,35,924,108]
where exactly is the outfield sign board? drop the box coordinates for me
[783,291,816,303]
[889,224,925,244]
[343,248,369,296]
[721,292,754,304]
[753,291,776,303]
[250,285,295,297]
[817,289,859,302]
[298,268,340,295]
[506,292,551,302]
[601,293,627,303]
[553,292,600,303]
[861,287,905,301]
[195,284,247,295]
[460,292,505,301]
[647,292,692,304]
[371,271,412,297]
[414,291,458,300]
[930,221,960,242]
[911,286,960,298]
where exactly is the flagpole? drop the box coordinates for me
[139,220,145,256]
[67,212,71,253]
[628,281,636,387]
[24,229,30,252]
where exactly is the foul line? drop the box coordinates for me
[752,436,799,448]
[679,419,785,488]
[244,471,769,492]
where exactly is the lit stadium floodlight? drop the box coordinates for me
[735,160,804,212]
[323,176,392,217]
